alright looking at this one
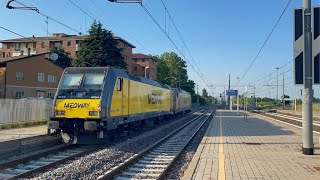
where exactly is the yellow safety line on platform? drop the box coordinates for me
[218,111,225,180]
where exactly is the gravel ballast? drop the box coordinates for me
[165,112,212,179]
[29,110,207,180]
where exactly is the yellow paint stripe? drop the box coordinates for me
[218,111,225,180]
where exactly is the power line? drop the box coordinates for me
[0,26,51,50]
[66,0,96,21]
[250,59,293,85]
[140,4,211,88]
[239,0,292,82]
[0,26,29,39]
[9,0,83,35]
[160,0,205,79]
[89,0,155,55]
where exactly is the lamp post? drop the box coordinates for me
[145,66,149,78]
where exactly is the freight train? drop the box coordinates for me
[48,67,191,144]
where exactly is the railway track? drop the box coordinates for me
[252,111,320,133]
[0,144,97,180]
[98,108,215,180]
[0,108,208,180]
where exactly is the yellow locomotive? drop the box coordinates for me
[48,67,191,144]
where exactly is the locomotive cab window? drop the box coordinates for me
[117,78,122,91]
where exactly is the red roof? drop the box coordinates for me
[0,35,136,48]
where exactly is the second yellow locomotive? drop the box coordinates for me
[48,67,191,144]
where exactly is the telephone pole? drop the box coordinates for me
[302,0,314,155]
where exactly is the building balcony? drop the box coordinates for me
[12,50,37,57]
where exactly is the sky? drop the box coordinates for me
[1,0,320,100]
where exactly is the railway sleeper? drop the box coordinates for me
[127,167,164,173]
[120,171,160,178]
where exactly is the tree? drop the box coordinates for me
[202,88,208,99]
[74,21,127,69]
[156,52,188,88]
[156,52,200,102]
[49,46,72,68]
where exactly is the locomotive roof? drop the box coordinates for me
[63,67,171,89]
[110,67,170,89]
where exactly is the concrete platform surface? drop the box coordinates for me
[0,125,47,142]
[183,110,320,180]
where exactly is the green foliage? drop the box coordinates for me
[74,21,127,69]
[49,46,72,68]
[156,52,188,88]
[202,88,208,98]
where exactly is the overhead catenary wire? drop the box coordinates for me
[0,26,56,52]
[9,0,84,35]
[160,0,205,76]
[88,0,155,55]
[239,0,293,83]
[140,4,212,88]
[250,59,294,85]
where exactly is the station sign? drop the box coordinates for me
[226,90,238,96]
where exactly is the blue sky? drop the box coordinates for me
[1,0,320,99]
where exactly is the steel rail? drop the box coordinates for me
[98,108,215,180]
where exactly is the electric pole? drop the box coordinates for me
[276,67,279,105]
[283,72,285,110]
[228,74,231,109]
[237,77,240,115]
[197,84,199,105]
[302,0,314,155]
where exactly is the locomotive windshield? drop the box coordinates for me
[57,73,105,99]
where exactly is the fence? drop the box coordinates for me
[0,99,53,124]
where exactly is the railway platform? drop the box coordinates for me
[183,110,320,180]
[0,125,47,142]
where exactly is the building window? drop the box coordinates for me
[33,42,36,49]
[48,74,56,83]
[134,67,137,71]
[6,43,10,49]
[142,67,145,71]
[142,59,145,62]
[15,91,24,99]
[47,92,54,98]
[67,41,71,47]
[16,72,24,80]
[26,43,29,48]
[133,59,137,62]
[38,73,45,82]
[37,91,45,98]
[41,42,45,48]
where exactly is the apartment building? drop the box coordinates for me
[132,53,157,80]
[0,53,63,99]
[0,33,135,74]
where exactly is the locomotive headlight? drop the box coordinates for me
[56,110,65,116]
[89,111,98,116]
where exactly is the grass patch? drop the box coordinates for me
[0,119,48,130]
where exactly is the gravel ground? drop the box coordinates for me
[28,110,206,180]
[165,112,212,179]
